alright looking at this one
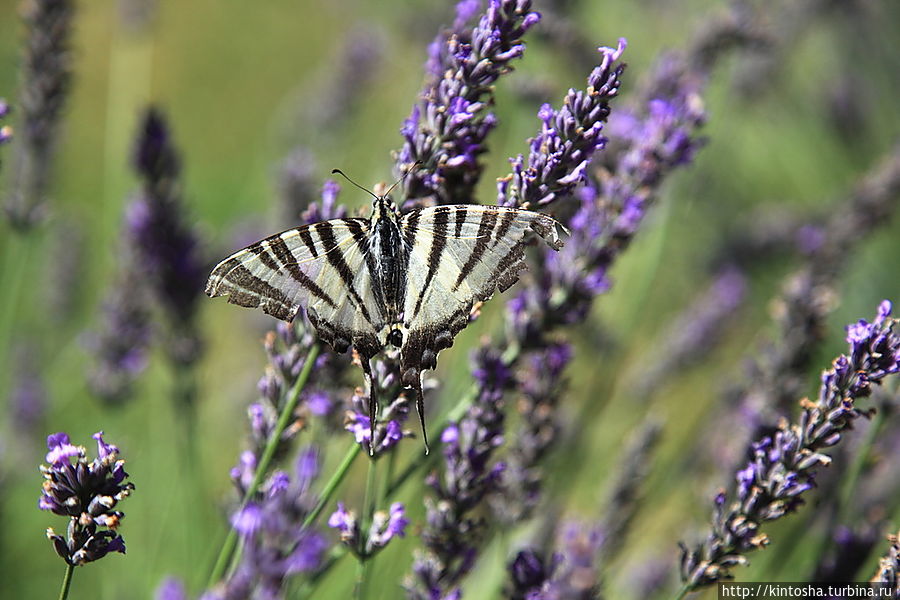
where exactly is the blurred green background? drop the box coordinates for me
[1,0,899,598]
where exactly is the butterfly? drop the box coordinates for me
[206,170,566,454]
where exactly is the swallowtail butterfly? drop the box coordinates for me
[206,171,565,454]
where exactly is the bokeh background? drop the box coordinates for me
[1,0,899,598]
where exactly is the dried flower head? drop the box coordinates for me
[39,432,134,565]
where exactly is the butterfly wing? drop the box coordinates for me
[397,204,565,384]
[206,218,385,354]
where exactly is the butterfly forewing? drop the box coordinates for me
[205,218,385,350]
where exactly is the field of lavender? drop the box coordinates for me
[2,0,900,598]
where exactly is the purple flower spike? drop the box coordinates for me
[498,40,626,209]
[680,302,900,589]
[343,355,415,456]
[212,462,326,597]
[406,345,508,598]
[155,578,188,600]
[39,431,134,565]
[396,0,542,207]
[0,99,11,150]
[4,0,74,230]
[126,107,206,366]
[328,501,408,556]
[369,502,409,548]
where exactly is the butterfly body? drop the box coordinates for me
[207,192,565,453]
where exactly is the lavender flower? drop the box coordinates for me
[4,0,74,230]
[239,319,338,488]
[497,39,626,209]
[127,107,206,366]
[762,146,900,414]
[0,98,12,157]
[507,550,554,600]
[300,180,347,225]
[710,146,900,480]
[871,531,900,592]
[395,0,542,206]
[328,501,409,556]
[507,523,604,600]
[209,449,327,600]
[277,148,319,226]
[680,301,900,589]
[405,346,509,599]
[86,269,153,405]
[40,432,134,565]
[155,577,188,600]
[344,352,415,456]
[492,342,570,522]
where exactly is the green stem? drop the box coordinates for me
[354,556,371,600]
[303,442,361,530]
[355,458,378,600]
[58,563,75,600]
[207,343,321,587]
[672,583,691,600]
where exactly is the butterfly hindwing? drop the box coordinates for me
[205,218,385,353]
[397,204,564,384]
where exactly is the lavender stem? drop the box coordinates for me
[355,459,378,598]
[207,342,321,586]
[57,563,74,600]
[304,444,363,531]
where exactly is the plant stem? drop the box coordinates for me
[303,442,361,529]
[672,582,690,600]
[206,342,321,587]
[355,458,378,600]
[58,563,74,600]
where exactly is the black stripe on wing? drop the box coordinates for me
[315,220,376,326]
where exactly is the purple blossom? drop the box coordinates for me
[395,0,542,206]
[39,431,134,565]
[871,531,900,592]
[680,302,900,589]
[0,98,11,151]
[498,39,626,209]
[3,0,74,230]
[508,523,604,600]
[243,318,348,484]
[507,550,553,600]
[343,354,415,456]
[277,147,319,225]
[493,343,571,522]
[210,450,327,599]
[405,345,508,599]
[126,107,206,366]
[155,578,188,600]
[300,180,347,225]
[328,501,409,556]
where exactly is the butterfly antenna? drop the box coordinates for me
[384,160,422,198]
[413,374,430,455]
[331,168,378,200]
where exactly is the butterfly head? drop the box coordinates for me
[373,194,399,220]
